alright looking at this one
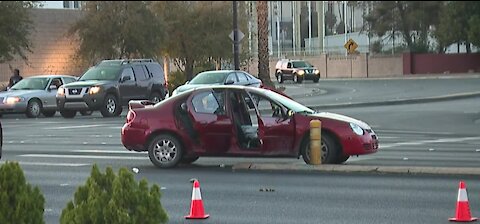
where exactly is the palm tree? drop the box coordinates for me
[256,1,274,88]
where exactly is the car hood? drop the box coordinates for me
[296,67,317,70]
[63,80,114,88]
[0,89,46,98]
[309,112,371,129]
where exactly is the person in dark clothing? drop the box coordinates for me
[7,69,23,90]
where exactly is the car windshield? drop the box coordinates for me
[259,89,315,114]
[79,66,121,81]
[189,71,229,84]
[292,61,313,68]
[10,77,50,90]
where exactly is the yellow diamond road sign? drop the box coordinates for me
[344,38,358,53]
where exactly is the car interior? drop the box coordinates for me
[229,91,261,149]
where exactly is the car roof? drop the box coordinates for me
[27,75,77,78]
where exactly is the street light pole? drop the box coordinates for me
[233,1,240,70]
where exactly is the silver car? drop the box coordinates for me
[0,75,78,118]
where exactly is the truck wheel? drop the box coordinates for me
[80,110,93,116]
[42,110,56,117]
[276,72,284,84]
[100,94,121,117]
[26,99,42,118]
[149,92,163,104]
[60,110,77,118]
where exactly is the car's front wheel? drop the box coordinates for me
[301,133,340,164]
[148,134,183,168]
[26,99,42,118]
[313,77,320,83]
[100,94,122,117]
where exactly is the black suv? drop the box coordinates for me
[275,59,320,83]
[56,59,168,118]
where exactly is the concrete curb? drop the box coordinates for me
[307,91,480,109]
[232,163,480,176]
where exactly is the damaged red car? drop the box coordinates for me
[121,85,378,168]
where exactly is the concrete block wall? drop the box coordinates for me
[0,9,86,83]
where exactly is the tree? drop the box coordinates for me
[69,1,164,65]
[60,164,168,224]
[0,161,45,224]
[256,1,274,88]
[363,1,442,53]
[0,1,40,63]
[152,1,247,80]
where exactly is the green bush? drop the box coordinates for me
[60,164,168,224]
[0,161,45,224]
[167,70,187,94]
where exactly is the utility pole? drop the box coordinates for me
[233,1,240,70]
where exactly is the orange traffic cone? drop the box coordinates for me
[449,181,478,222]
[185,179,209,219]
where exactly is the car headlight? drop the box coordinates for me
[349,123,364,135]
[89,86,101,95]
[314,69,320,75]
[4,96,24,104]
[297,70,305,76]
[57,87,65,96]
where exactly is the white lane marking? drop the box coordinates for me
[380,136,480,149]
[70,150,146,154]
[19,154,148,160]
[0,161,89,167]
[43,124,106,130]
[376,129,453,135]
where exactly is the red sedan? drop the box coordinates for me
[121,85,378,168]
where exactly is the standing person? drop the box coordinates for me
[7,69,23,90]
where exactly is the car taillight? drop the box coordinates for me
[126,110,136,124]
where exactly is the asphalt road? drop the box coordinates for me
[0,76,479,223]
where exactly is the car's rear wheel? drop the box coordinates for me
[180,156,199,164]
[60,110,76,118]
[301,133,339,164]
[148,134,183,168]
[149,92,163,104]
[276,72,284,83]
[42,110,56,117]
[100,94,121,117]
[26,99,42,118]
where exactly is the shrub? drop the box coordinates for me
[60,164,168,224]
[0,161,45,224]
[167,70,187,94]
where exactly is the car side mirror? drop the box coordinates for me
[181,102,187,111]
[121,76,131,82]
[49,85,58,90]
[225,80,234,85]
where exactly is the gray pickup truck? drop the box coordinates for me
[56,59,168,118]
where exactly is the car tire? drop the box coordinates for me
[295,75,303,84]
[180,156,199,164]
[148,134,183,168]
[313,77,319,83]
[100,94,121,117]
[276,72,284,84]
[42,110,56,117]
[149,92,163,104]
[60,110,77,118]
[25,99,42,118]
[80,110,93,116]
[301,133,340,164]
